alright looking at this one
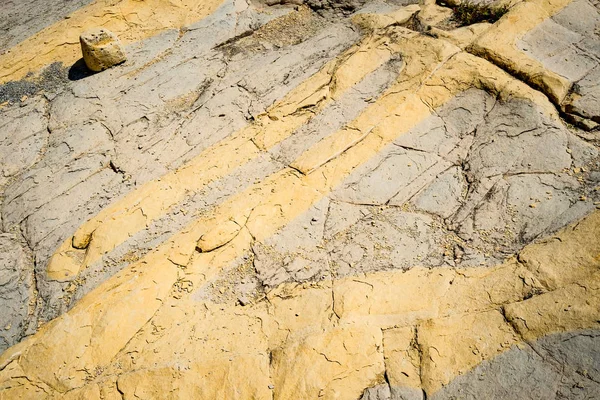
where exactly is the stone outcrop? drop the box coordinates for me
[470,0,600,129]
[0,0,599,398]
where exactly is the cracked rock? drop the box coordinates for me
[0,234,34,353]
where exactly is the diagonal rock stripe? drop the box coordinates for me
[3,25,594,398]
[469,0,600,127]
[45,32,402,281]
[1,207,598,398]
[0,0,228,84]
[1,0,599,398]
[470,0,574,104]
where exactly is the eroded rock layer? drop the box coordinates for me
[0,0,599,398]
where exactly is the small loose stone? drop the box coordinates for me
[80,28,127,72]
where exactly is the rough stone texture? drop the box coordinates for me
[0,98,48,187]
[360,384,424,400]
[0,0,230,83]
[80,28,127,72]
[0,0,599,398]
[0,0,93,53]
[432,330,600,400]
[472,0,600,128]
[519,0,600,124]
[412,166,465,218]
[0,234,34,353]
[1,0,362,326]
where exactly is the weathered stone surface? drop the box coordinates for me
[472,0,600,127]
[419,310,520,393]
[80,28,127,72]
[0,0,93,53]
[0,0,228,83]
[432,330,600,399]
[327,209,446,275]
[360,384,425,400]
[0,98,48,187]
[411,166,466,218]
[0,0,599,398]
[0,234,33,353]
[383,327,421,388]
[271,326,384,399]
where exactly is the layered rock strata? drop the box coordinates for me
[0,0,599,398]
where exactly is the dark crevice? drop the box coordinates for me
[438,0,509,28]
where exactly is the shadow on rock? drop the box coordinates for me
[68,58,96,81]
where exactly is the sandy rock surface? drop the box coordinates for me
[80,28,127,72]
[0,0,599,398]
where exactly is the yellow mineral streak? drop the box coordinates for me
[105,211,600,397]
[47,10,561,283]
[2,24,589,398]
[0,0,230,84]
[431,22,492,49]
[3,210,597,398]
[382,326,422,388]
[469,0,575,104]
[351,4,420,31]
[45,30,415,281]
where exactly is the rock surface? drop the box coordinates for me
[0,0,93,53]
[80,28,127,72]
[0,0,599,398]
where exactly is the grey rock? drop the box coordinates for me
[0,0,361,327]
[519,0,600,123]
[252,243,288,288]
[332,147,442,205]
[0,234,34,353]
[0,0,93,52]
[69,153,284,308]
[251,198,331,287]
[466,99,572,177]
[411,166,466,219]
[569,64,600,123]
[360,384,424,400]
[1,0,600,357]
[361,384,394,400]
[553,0,600,36]
[0,97,48,187]
[327,209,446,276]
[531,330,600,385]
[332,88,597,266]
[324,200,371,239]
[270,55,404,165]
[433,330,600,400]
